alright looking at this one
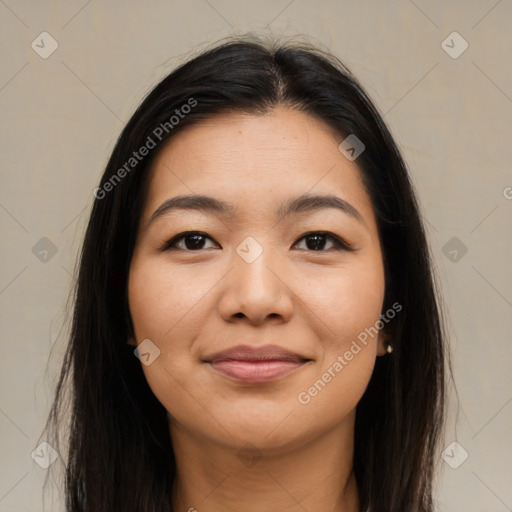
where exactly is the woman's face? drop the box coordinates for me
[128,106,388,452]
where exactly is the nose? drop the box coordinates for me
[217,245,294,325]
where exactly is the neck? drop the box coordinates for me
[169,411,360,512]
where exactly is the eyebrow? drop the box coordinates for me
[146,193,366,228]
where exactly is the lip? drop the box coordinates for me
[203,344,312,384]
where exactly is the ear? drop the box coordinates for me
[127,337,137,347]
[376,329,392,357]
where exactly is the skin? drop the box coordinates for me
[128,106,390,512]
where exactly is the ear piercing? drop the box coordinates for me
[386,344,394,354]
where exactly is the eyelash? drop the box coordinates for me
[159,231,354,253]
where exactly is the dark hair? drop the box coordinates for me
[42,34,449,511]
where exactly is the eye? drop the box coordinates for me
[293,231,353,252]
[160,231,219,252]
[160,230,353,252]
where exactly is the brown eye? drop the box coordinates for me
[294,232,353,251]
[160,232,219,251]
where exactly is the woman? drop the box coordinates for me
[42,34,449,511]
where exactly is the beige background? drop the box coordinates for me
[1,1,511,511]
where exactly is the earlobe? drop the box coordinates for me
[377,331,392,357]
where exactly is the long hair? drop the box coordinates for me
[42,34,449,511]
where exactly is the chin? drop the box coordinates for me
[219,410,311,451]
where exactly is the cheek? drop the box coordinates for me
[261,257,386,445]
[127,257,209,422]
[127,255,227,400]
[128,256,213,343]
[294,257,385,407]
[305,258,386,350]
[127,257,196,386]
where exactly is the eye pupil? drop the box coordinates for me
[306,234,327,251]
[185,234,206,250]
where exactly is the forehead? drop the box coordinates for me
[143,107,377,228]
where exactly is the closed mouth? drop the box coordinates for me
[203,345,313,384]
